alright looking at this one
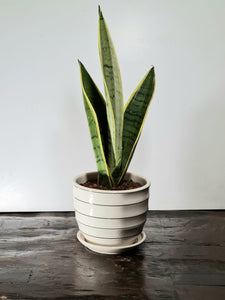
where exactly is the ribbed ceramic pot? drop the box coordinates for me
[73,172,150,247]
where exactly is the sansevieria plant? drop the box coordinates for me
[78,7,155,188]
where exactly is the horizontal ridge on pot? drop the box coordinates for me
[75,211,147,229]
[78,222,144,238]
[74,198,148,219]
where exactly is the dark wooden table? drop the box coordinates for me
[0,211,225,300]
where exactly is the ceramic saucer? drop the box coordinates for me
[77,231,146,255]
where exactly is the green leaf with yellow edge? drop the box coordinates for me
[112,67,155,185]
[78,60,112,187]
[98,6,123,166]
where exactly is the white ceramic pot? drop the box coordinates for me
[73,172,150,252]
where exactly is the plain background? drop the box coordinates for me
[0,0,225,211]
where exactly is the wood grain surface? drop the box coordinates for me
[0,211,224,299]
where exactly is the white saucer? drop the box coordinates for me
[77,231,146,255]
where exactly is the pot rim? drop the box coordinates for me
[73,171,150,194]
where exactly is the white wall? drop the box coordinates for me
[0,0,224,211]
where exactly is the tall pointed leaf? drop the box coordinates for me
[78,61,112,187]
[98,6,123,165]
[112,67,155,184]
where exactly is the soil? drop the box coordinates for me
[81,179,142,190]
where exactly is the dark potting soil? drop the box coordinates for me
[81,179,142,190]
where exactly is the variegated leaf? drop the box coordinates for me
[78,60,112,187]
[98,6,123,166]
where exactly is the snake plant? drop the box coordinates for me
[78,7,155,188]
